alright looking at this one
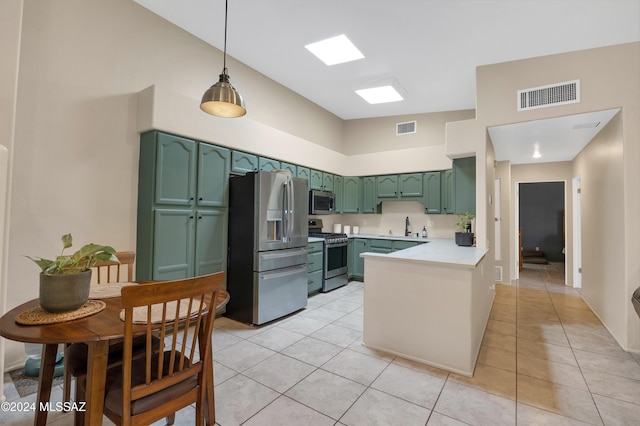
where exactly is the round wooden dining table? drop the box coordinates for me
[0,289,229,426]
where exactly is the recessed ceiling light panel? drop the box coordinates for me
[305,34,364,66]
[355,86,404,104]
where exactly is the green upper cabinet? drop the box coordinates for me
[423,172,441,214]
[310,169,324,190]
[231,150,258,174]
[296,166,311,182]
[137,131,229,282]
[280,162,297,176]
[154,133,197,206]
[399,173,423,198]
[361,176,378,213]
[197,144,230,208]
[441,169,454,214]
[334,175,343,213]
[322,173,334,192]
[342,177,360,213]
[376,175,398,198]
[453,157,476,214]
[259,157,281,172]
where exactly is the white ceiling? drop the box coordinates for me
[134,0,639,164]
[489,109,620,165]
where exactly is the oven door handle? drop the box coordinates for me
[325,242,348,249]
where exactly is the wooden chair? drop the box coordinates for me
[102,272,224,426]
[63,251,142,403]
[95,250,135,283]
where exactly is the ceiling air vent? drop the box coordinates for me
[396,120,416,135]
[517,80,580,111]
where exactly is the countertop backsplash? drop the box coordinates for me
[310,200,459,239]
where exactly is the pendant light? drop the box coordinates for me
[200,0,246,118]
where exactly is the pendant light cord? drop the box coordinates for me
[223,0,228,74]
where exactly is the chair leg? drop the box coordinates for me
[166,413,175,425]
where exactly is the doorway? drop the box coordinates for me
[515,181,567,284]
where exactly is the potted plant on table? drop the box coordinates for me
[26,233,118,313]
[455,212,475,246]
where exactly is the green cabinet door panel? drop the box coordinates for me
[197,144,230,208]
[155,134,197,206]
[342,177,360,213]
[280,162,297,175]
[423,172,441,214]
[362,177,377,213]
[392,240,419,251]
[352,238,369,280]
[322,173,334,192]
[347,239,354,278]
[399,173,423,198]
[310,169,324,190]
[194,209,227,276]
[441,169,454,214]
[376,175,398,198]
[308,270,323,294]
[453,157,476,214]
[259,157,281,172]
[334,175,343,213]
[231,151,258,174]
[152,208,195,281]
[296,166,311,182]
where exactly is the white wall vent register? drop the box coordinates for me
[495,265,503,282]
[396,120,416,135]
[517,79,580,111]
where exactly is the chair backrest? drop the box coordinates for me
[95,251,135,283]
[119,272,224,424]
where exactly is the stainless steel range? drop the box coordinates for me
[308,219,348,292]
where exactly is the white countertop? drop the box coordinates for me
[360,238,487,268]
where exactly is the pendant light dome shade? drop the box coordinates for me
[200,0,246,118]
[200,71,246,117]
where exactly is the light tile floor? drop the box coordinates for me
[3,263,640,425]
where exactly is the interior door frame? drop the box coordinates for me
[572,176,582,288]
[514,180,568,285]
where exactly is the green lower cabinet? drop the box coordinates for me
[369,239,393,254]
[151,208,227,281]
[307,241,324,294]
[392,240,419,251]
[351,238,369,280]
[194,209,227,276]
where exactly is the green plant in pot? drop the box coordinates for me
[455,212,475,247]
[27,233,118,313]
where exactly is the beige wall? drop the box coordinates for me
[344,110,475,155]
[447,42,640,351]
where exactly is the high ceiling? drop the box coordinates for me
[134,0,639,164]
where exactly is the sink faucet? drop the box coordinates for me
[405,216,411,236]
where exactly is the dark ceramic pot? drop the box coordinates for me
[39,270,91,313]
[455,232,475,247]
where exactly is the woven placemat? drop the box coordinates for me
[15,300,106,325]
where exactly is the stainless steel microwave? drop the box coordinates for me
[309,190,335,215]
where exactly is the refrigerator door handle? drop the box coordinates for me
[287,178,294,241]
[281,178,291,243]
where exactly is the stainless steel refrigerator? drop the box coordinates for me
[226,170,308,325]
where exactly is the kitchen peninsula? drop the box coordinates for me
[361,239,492,376]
